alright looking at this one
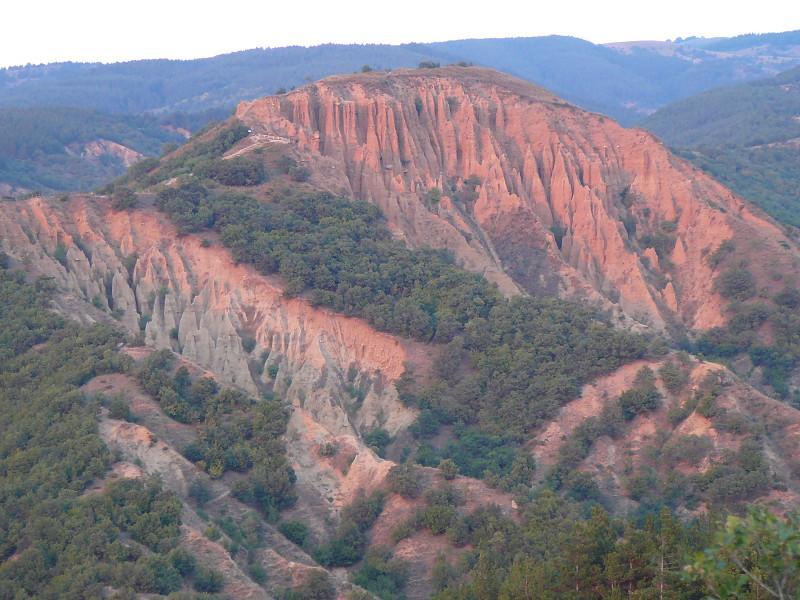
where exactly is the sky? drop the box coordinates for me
[1,0,799,68]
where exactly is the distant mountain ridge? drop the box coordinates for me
[4,30,800,123]
[3,29,800,193]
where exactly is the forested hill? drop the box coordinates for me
[4,30,800,123]
[0,107,189,192]
[642,66,800,227]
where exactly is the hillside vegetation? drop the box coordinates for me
[0,107,189,192]
[643,66,800,226]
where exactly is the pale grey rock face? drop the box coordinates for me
[0,196,416,444]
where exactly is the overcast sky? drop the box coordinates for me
[1,0,798,68]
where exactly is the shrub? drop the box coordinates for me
[109,395,132,421]
[134,554,182,594]
[717,267,756,300]
[279,520,310,547]
[193,567,224,593]
[249,561,267,584]
[281,570,336,600]
[438,458,458,480]
[188,479,212,507]
[169,548,196,577]
[242,336,257,353]
[112,186,138,210]
[54,242,68,267]
[387,463,423,498]
[658,360,689,394]
[363,428,392,457]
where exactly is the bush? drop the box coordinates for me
[169,548,196,577]
[281,570,336,600]
[135,554,182,594]
[112,186,138,210]
[717,267,756,300]
[108,394,132,421]
[242,336,257,353]
[438,458,458,480]
[364,428,391,457]
[193,567,224,593]
[188,479,212,507]
[659,360,689,394]
[279,520,310,547]
[387,463,423,498]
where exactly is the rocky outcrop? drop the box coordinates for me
[0,196,419,442]
[236,67,799,332]
[66,138,145,167]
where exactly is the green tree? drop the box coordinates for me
[688,508,800,599]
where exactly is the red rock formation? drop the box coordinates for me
[236,67,798,332]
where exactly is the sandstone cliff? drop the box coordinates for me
[235,67,798,332]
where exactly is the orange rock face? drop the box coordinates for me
[237,67,797,332]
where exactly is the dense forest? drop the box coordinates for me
[0,268,198,597]
[643,66,800,227]
[0,106,229,192]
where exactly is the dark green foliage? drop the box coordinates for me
[152,183,503,341]
[108,394,133,421]
[188,479,212,507]
[315,491,385,567]
[111,186,138,210]
[0,269,191,596]
[438,458,458,480]
[716,267,756,300]
[708,239,735,268]
[387,463,423,498]
[280,570,336,600]
[618,382,661,421]
[145,122,250,186]
[0,106,185,191]
[170,547,197,577]
[137,349,296,516]
[54,241,68,266]
[644,66,800,227]
[638,230,675,260]
[404,296,648,442]
[548,367,660,489]
[775,287,800,309]
[658,360,689,394]
[241,335,257,353]
[193,567,224,593]
[279,520,310,547]
[198,157,267,186]
[146,150,645,489]
[351,546,409,600]
[363,428,392,457]
[431,492,711,598]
